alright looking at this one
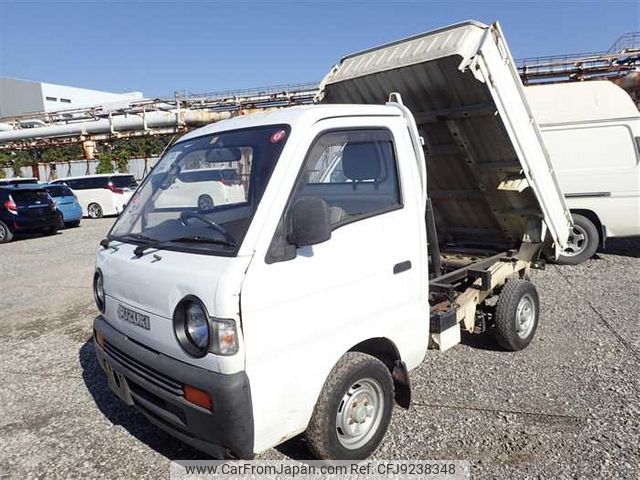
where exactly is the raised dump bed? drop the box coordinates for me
[318,20,572,347]
[318,20,571,257]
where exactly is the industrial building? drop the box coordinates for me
[0,77,143,118]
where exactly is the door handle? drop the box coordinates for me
[393,260,412,274]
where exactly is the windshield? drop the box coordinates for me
[109,124,289,255]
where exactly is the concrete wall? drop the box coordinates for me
[40,82,143,112]
[1,157,159,182]
[0,77,144,118]
[0,78,44,117]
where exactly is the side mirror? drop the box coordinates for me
[287,197,332,247]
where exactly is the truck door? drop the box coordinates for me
[240,117,427,453]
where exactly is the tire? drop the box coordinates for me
[42,226,58,236]
[65,220,81,228]
[0,221,13,243]
[305,352,394,460]
[197,194,214,211]
[492,279,539,351]
[87,203,103,219]
[557,214,599,265]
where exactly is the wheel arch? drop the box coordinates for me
[348,337,411,409]
[569,209,606,248]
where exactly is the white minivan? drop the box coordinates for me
[52,174,138,218]
[525,81,640,264]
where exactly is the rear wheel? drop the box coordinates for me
[42,226,58,236]
[0,221,13,243]
[557,214,599,265]
[305,352,394,460]
[492,279,539,351]
[65,220,81,228]
[87,203,103,219]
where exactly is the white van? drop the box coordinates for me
[153,167,246,211]
[525,81,640,264]
[52,174,137,218]
[91,22,571,460]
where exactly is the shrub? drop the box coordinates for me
[95,153,114,174]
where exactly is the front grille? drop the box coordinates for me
[103,340,184,396]
[128,379,188,427]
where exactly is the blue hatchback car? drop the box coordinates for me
[43,183,83,227]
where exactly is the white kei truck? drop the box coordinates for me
[92,21,572,460]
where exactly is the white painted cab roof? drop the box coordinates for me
[178,104,401,143]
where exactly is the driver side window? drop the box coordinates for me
[294,128,401,227]
[266,128,402,264]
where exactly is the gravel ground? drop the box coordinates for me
[0,218,638,479]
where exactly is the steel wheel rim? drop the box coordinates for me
[563,224,587,257]
[198,195,214,210]
[516,293,536,339]
[336,378,384,450]
[88,204,100,218]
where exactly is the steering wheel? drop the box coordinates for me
[179,211,237,246]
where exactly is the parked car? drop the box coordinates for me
[0,185,60,243]
[152,167,246,211]
[0,177,39,186]
[51,174,138,219]
[42,183,83,228]
[526,81,640,264]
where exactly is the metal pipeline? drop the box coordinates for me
[0,109,233,143]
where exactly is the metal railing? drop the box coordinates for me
[2,32,638,152]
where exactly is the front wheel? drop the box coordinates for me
[557,214,599,265]
[305,352,394,460]
[491,279,539,351]
[87,203,103,219]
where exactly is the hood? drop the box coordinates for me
[96,242,251,372]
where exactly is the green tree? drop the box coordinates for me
[114,151,129,173]
[95,153,114,174]
[40,144,83,163]
[0,150,33,177]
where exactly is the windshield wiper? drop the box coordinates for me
[133,235,237,257]
[101,233,157,249]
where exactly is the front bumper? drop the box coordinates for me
[93,315,254,459]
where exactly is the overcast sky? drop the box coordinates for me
[0,0,637,97]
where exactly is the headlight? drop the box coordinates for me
[174,297,211,358]
[93,269,105,313]
[185,302,210,350]
[173,297,238,357]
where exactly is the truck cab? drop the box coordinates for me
[92,21,571,460]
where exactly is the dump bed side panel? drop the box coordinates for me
[472,23,571,248]
[318,21,571,250]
